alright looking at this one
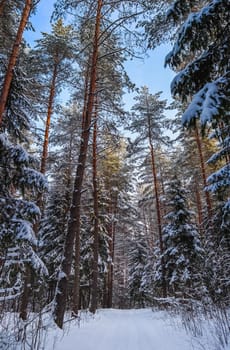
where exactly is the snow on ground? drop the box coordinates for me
[45,308,199,350]
[1,308,229,349]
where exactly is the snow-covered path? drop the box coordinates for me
[47,309,194,350]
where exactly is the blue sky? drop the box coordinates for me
[123,45,175,108]
[25,0,175,108]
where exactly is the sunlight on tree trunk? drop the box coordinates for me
[54,0,103,329]
[0,0,33,127]
[40,62,58,174]
[194,124,212,218]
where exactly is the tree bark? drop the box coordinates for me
[194,125,212,218]
[71,64,91,316]
[81,64,90,129]
[0,0,6,15]
[149,142,167,297]
[40,61,58,174]
[158,159,167,219]
[194,176,203,228]
[54,0,103,329]
[0,0,32,127]
[19,266,31,320]
[71,65,90,315]
[89,104,99,314]
[147,106,167,298]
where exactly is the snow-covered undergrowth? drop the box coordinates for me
[170,307,230,350]
[0,308,229,350]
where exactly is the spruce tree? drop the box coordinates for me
[163,0,230,306]
[145,0,229,307]
[154,1,229,203]
[161,177,203,298]
[34,19,76,175]
[38,103,81,304]
[128,233,148,308]
[0,1,47,312]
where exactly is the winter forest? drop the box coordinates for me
[0,0,229,349]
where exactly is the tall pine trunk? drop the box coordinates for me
[19,266,31,320]
[194,125,212,218]
[89,104,99,314]
[54,0,103,329]
[0,0,33,126]
[40,62,58,174]
[71,64,91,315]
[194,176,203,228]
[147,112,167,298]
[81,64,90,129]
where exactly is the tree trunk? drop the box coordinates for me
[194,125,212,218]
[147,109,167,298]
[149,142,167,297]
[194,176,203,228]
[40,62,58,174]
[81,64,90,129]
[89,106,99,314]
[54,0,103,329]
[0,0,32,127]
[19,266,31,320]
[0,0,6,15]
[102,274,107,308]
[71,66,90,315]
[72,65,90,315]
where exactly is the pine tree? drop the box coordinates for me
[163,0,230,306]
[0,0,34,125]
[53,0,103,328]
[38,104,81,304]
[35,19,75,175]
[53,0,143,325]
[170,115,217,227]
[0,1,26,55]
[128,86,169,297]
[161,177,203,298]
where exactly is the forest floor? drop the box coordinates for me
[45,308,220,350]
[1,308,229,349]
